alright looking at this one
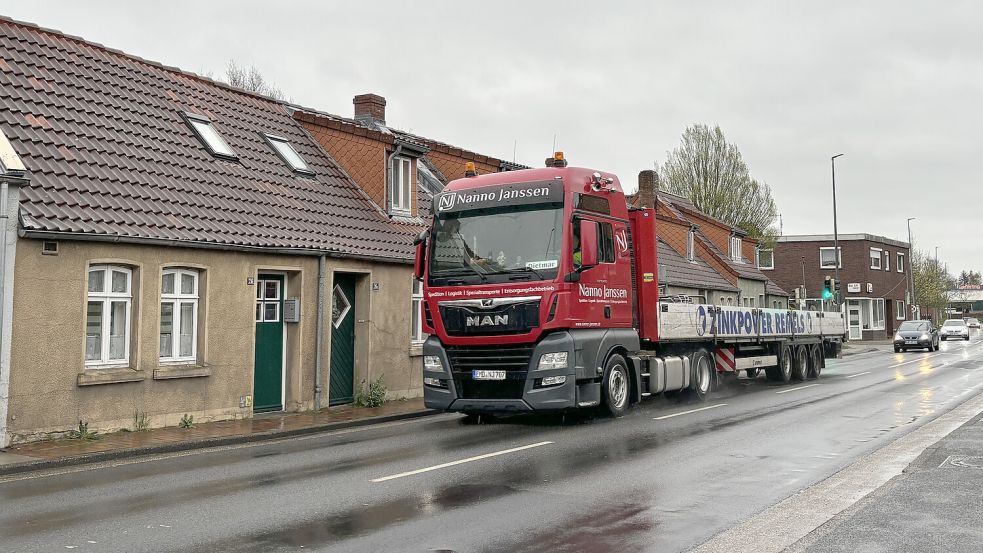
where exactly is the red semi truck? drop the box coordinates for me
[414,155,846,416]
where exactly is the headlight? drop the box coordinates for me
[920,333,929,340]
[894,334,902,341]
[423,377,447,388]
[537,352,568,370]
[423,355,443,371]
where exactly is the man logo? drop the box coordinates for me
[466,314,509,327]
[437,193,456,212]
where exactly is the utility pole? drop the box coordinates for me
[907,217,916,319]
[831,154,844,306]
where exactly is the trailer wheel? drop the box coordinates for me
[687,349,714,402]
[808,345,823,379]
[792,345,809,381]
[601,354,630,417]
[766,346,792,382]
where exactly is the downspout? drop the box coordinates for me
[385,144,404,217]
[0,180,8,446]
[314,254,326,410]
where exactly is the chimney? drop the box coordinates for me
[637,169,659,208]
[353,93,386,125]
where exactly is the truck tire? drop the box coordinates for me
[792,345,809,381]
[766,346,792,382]
[688,349,714,402]
[601,354,630,417]
[808,344,823,379]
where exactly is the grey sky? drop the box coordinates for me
[5,1,982,273]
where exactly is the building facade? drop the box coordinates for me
[770,234,912,340]
[0,17,432,445]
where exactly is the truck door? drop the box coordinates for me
[571,217,633,328]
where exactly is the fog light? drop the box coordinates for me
[537,352,568,370]
[424,377,446,388]
[424,355,443,371]
[894,334,902,341]
[541,375,566,387]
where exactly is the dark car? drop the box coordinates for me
[893,320,940,352]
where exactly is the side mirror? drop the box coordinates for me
[579,220,599,270]
[413,231,427,280]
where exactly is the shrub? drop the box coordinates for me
[68,420,99,440]
[353,376,387,408]
[178,414,195,429]
[133,411,151,431]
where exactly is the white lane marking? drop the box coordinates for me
[846,371,872,379]
[888,353,944,368]
[370,441,554,483]
[653,403,727,420]
[776,383,820,394]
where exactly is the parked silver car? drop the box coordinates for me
[941,319,970,341]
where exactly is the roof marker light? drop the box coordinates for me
[464,162,477,177]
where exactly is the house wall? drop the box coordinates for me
[737,278,766,308]
[5,239,422,443]
[425,149,499,184]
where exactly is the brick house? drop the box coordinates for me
[0,17,432,445]
[631,170,788,308]
[769,234,912,340]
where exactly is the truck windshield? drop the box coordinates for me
[429,204,564,285]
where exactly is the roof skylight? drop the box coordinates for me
[265,134,314,175]
[183,113,237,159]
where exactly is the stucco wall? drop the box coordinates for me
[5,239,421,442]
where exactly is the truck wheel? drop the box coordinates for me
[792,346,809,381]
[688,349,714,401]
[808,345,823,379]
[766,346,792,382]
[601,354,630,417]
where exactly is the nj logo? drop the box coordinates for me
[437,193,456,212]
[615,230,629,254]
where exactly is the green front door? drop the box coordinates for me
[254,274,284,412]
[329,274,356,406]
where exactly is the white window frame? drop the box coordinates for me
[687,229,695,261]
[758,248,774,270]
[160,268,199,364]
[411,279,427,344]
[183,112,237,159]
[264,134,314,176]
[897,252,905,273]
[869,248,882,270]
[390,156,412,214]
[819,247,842,269]
[869,298,885,330]
[896,299,906,320]
[730,236,743,262]
[85,265,132,368]
[884,251,890,272]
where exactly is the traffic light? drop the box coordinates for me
[822,276,834,300]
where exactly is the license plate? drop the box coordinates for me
[905,340,917,344]
[472,370,506,380]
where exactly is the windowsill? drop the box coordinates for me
[409,343,424,357]
[154,364,211,380]
[77,367,146,387]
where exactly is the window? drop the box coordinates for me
[183,113,236,159]
[574,193,610,215]
[872,298,885,329]
[160,269,199,362]
[411,280,427,343]
[884,251,890,271]
[265,134,314,175]
[687,228,696,261]
[896,299,906,320]
[758,249,774,270]
[897,252,905,273]
[870,248,882,270]
[86,265,132,367]
[720,296,725,305]
[730,236,743,262]
[390,156,412,213]
[820,247,842,269]
[257,279,282,323]
[599,222,615,263]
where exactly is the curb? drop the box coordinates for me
[841,347,879,357]
[0,408,440,477]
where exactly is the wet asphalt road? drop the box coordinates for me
[4,335,983,553]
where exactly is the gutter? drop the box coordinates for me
[314,255,325,410]
[19,229,414,266]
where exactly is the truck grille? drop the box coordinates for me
[446,344,534,400]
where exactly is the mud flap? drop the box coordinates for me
[628,355,643,403]
[576,382,601,407]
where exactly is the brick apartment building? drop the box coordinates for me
[768,234,912,340]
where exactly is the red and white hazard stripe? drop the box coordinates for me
[715,347,736,372]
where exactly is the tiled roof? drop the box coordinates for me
[766,279,789,297]
[696,234,768,282]
[0,17,417,262]
[658,239,740,293]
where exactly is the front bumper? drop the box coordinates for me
[422,332,579,413]
[895,338,930,348]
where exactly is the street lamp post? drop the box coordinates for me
[831,154,844,306]
[907,217,916,319]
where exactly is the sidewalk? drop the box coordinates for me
[842,339,894,356]
[795,410,983,552]
[0,398,436,475]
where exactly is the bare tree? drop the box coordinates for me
[224,61,286,101]
[657,124,778,241]
[957,269,981,286]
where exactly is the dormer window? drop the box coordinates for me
[390,156,412,214]
[183,113,236,159]
[730,235,743,262]
[687,226,696,261]
[264,134,314,176]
